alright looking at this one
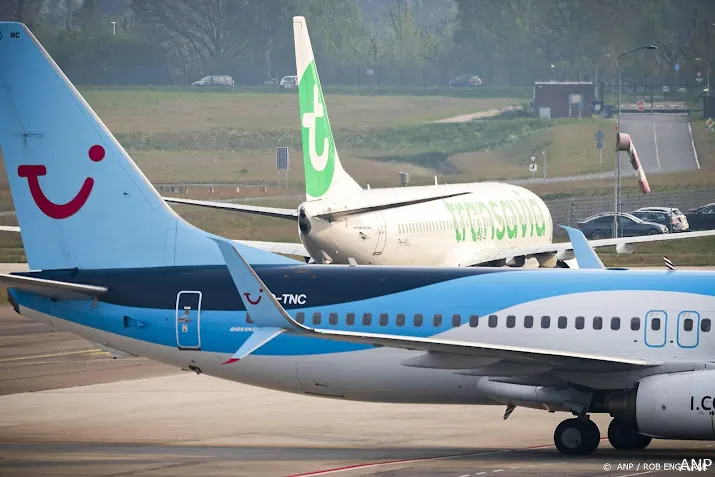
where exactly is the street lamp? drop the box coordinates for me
[551,64,555,80]
[614,45,658,238]
[595,54,611,101]
[695,57,711,96]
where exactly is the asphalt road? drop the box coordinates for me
[618,113,700,174]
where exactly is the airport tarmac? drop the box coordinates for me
[0,308,713,476]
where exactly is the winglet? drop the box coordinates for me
[221,327,284,364]
[561,225,605,269]
[211,238,307,332]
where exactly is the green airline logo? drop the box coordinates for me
[444,198,547,242]
[299,61,336,198]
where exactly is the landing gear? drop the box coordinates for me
[608,418,652,450]
[554,418,601,455]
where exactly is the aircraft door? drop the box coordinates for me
[676,311,700,348]
[176,291,202,349]
[373,212,387,255]
[644,310,667,348]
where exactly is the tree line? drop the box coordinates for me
[6,0,715,88]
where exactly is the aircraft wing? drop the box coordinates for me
[212,237,661,373]
[0,273,107,300]
[234,240,309,258]
[453,229,715,267]
[164,198,298,220]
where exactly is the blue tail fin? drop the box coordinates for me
[0,23,292,270]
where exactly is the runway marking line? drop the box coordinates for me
[0,349,105,362]
[283,441,576,477]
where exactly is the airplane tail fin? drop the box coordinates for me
[0,22,293,270]
[293,16,362,202]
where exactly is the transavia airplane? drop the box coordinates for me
[164,17,715,269]
[1,21,715,457]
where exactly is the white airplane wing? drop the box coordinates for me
[211,236,661,373]
[164,198,298,220]
[452,229,715,267]
[234,240,309,259]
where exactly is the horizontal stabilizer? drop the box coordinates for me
[315,191,471,221]
[165,198,298,220]
[222,327,285,364]
[2,273,107,300]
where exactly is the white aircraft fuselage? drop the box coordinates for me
[299,182,553,266]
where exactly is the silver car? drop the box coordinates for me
[633,207,689,232]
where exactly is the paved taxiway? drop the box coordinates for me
[1,282,713,476]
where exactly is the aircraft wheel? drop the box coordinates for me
[608,418,652,450]
[554,418,600,455]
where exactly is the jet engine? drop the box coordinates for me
[601,370,715,440]
[298,206,311,235]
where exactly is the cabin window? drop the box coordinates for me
[469,315,479,327]
[362,313,372,326]
[575,316,584,330]
[379,313,389,326]
[630,317,640,331]
[296,312,305,324]
[558,316,567,329]
[611,317,621,330]
[701,319,711,332]
[312,312,321,325]
[346,313,355,326]
[650,317,661,331]
[433,314,443,327]
[506,315,516,328]
[452,314,462,327]
[396,313,406,327]
[246,313,254,324]
[329,313,338,325]
[684,318,694,332]
[414,313,423,327]
[541,316,551,329]
[593,316,603,330]
[524,315,534,328]
[488,315,498,328]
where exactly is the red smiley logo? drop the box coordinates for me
[18,145,105,219]
[243,288,263,305]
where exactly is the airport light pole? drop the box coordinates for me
[695,57,711,96]
[614,45,658,238]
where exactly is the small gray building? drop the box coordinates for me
[533,81,595,119]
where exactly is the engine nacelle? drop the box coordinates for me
[635,371,715,439]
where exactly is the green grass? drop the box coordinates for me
[79,88,518,133]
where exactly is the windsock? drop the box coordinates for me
[616,133,650,194]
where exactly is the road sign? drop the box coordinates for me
[675,63,680,72]
[529,155,536,162]
[529,163,538,172]
[636,100,646,112]
[596,140,604,149]
[594,130,605,141]
[706,118,714,131]
[663,85,670,93]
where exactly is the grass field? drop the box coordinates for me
[81,88,521,133]
[0,88,713,267]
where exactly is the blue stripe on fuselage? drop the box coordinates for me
[10,267,715,357]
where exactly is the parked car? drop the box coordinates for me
[448,74,482,87]
[577,212,668,239]
[191,75,234,87]
[685,203,715,231]
[631,207,689,232]
[279,75,297,88]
